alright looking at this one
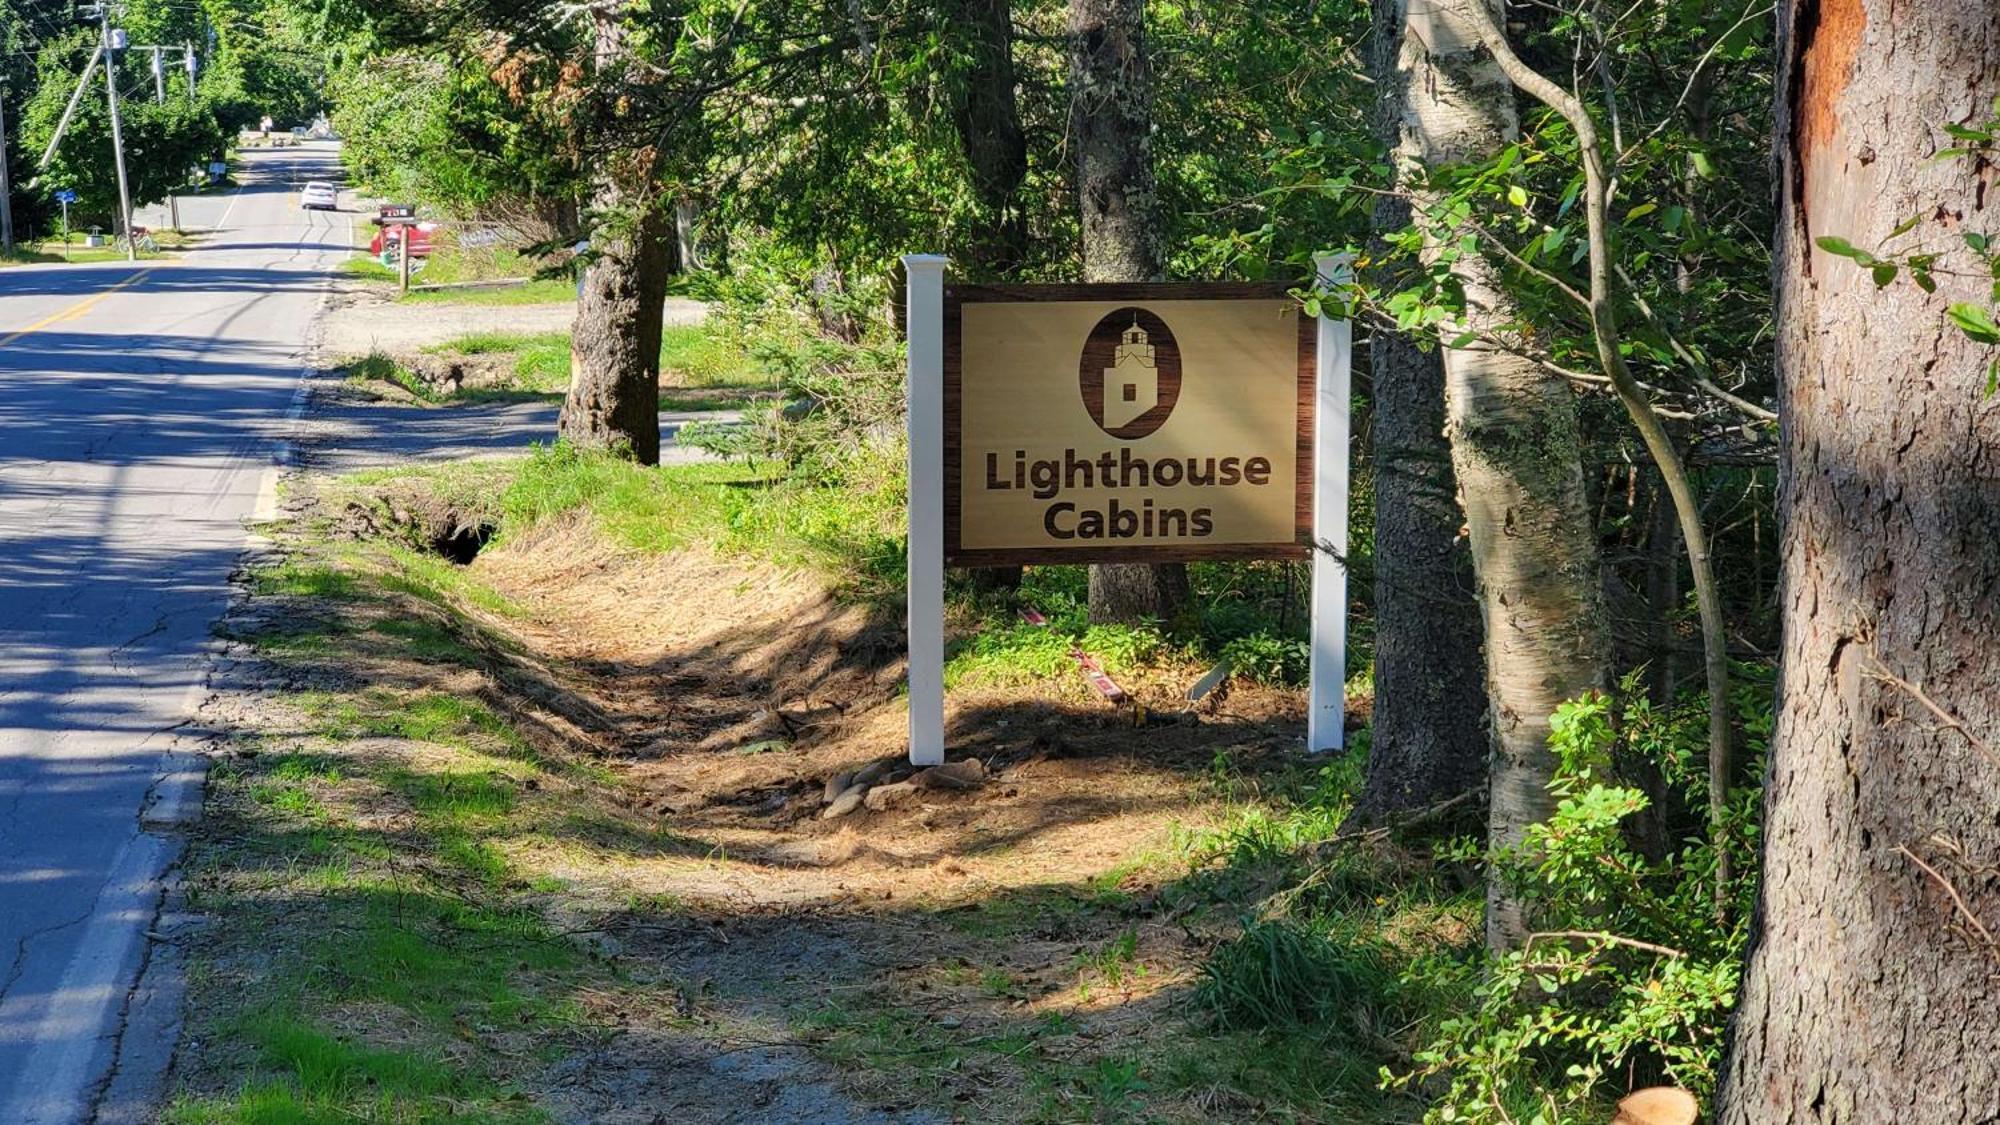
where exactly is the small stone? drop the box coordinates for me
[821,771,853,805]
[820,783,868,820]
[913,759,986,791]
[852,758,895,787]
[863,781,919,811]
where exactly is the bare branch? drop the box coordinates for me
[1525,930,1687,960]
[1896,844,2000,960]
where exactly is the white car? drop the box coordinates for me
[300,182,338,211]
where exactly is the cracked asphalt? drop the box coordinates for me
[0,142,349,1122]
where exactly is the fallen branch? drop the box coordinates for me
[1524,930,1687,960]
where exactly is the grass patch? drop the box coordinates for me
[658,323,769,388]
[337,254,399,282]
[401,276,577,306]
[339,351,436,402]
[489,444,902,595]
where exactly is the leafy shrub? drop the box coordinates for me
[1383,676,1772,1122]
[1220,631,1311,686]
[683,234,908,492]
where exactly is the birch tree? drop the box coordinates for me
[1380,0,1608,950]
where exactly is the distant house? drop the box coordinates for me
[1103,319,1158,430]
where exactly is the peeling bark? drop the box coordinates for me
[1385,0,1609,951]
[1718,2,2000,1119]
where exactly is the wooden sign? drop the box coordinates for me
[902,258,1352,766]
[945,284,1314,566]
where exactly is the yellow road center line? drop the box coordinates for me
[0,268,158,349]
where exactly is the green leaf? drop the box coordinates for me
[1887,214,1923,239]
[1948,302,2000,345]
[1871,262,1898,288]
[1943,123,1994,143]
[1965,232,1990,254]
[1625,202,1658,222]
[1690,151,1715,178]
[1987,357,1998,399]
[1507,184,1529,207]
[1815,235,1872,262]
[1447,331,1479,348]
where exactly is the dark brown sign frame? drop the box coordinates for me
[944,282,1316,568]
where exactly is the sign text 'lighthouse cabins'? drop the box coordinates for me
[901,259,1353,766]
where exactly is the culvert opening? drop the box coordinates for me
[430,523,495,566]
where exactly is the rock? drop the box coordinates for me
[821,771,853,805]
[820,783,868,820]
[852,758,896,787]
[913,759,986,791]
[863,781,919,812]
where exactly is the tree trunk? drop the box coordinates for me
[1384,0,1608,951]
[1718,3,2000,1119]
[558,9,671,466]
[1351,0,1490,824]
[1068,0,1188,625]
[949,0,1029,279]
[950,0,1030,594]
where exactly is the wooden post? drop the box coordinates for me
[903,253,948,766]
[1307,251,1355,752]
[398,228,412,294]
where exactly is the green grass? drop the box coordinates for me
[338,351,436,402]
[658,323,770,388]
[0,231,194,266]
[493,445,903,594]
[400,277,577,305]
[337,255,399,281]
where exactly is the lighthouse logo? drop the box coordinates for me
[1078,307,1182,439]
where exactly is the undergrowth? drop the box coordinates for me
[1166,673,1774,1125]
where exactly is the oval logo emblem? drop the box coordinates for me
[1078,307,1182,440]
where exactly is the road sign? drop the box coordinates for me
[54,190,76,203]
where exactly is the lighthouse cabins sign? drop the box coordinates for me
[899,260,1354,767]
[944,284,1314,565]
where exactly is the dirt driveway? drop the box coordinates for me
[321,285,709,358]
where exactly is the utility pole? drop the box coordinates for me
[184,44,196,103]
[0,91,16,256]
[151,46,179,232]
[97,5,136,260]
[37,47,102,172]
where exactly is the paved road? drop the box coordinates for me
[0,142,349,1123]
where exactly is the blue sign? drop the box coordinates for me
[55,190,76,204]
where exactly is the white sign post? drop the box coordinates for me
[1307,251,1354,753]
[904,254,949,766]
